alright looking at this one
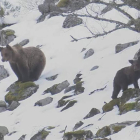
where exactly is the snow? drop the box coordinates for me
[0,0,140,140]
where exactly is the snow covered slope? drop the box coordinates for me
[0,0,140,140]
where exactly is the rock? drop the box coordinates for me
[102,99,120,113]
[84,108,100,119]
[135,121,140,127]
[43,80,70,95]
[38,0,62,22]
[0,101,7,113]
[8,131,16,136]
[7,101,20,111]
[0,126,9,136]
[64,85,75,93]
[5,82,39,104]
[73,74,82,84]
[115,40,139,53]
[96,126,111,138]
[18,39,29,46]
[35,97,53,106]
[73,121,84,131]
[101,5,113,15]
[120,102,136,114]
[90,66,99,71]
[0,65,9,81]
[57,0,89,12]
[63,14,83,28]
[30,129,50,140]
[61,100,77,112]
[63,130,93,140]
[74,81,85,95]
[57,95,72,108]
[18,135,26,140]
[96,121,136,138]
[84,48,94,59]
[0,29,16,46]
[81,48,86,52]
[46,74,58,81]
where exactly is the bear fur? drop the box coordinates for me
[112,57,140,99]
[0,44,46,82]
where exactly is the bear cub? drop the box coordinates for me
[0,44,46,82]
[112,57,140,99]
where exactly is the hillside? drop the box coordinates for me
[0,0,140,140]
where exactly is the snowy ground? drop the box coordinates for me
[0,1,140,140]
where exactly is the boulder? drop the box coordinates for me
[61,100,77,112]
[90,66,99,71]
[30,129,50,140]
[5,82,39,104]
[43,80,70,95]
[46,74,58,81]
[84,108,100,119]
[73,121,84,131]
[63,130,93,140]
[0,65,9,81]
[115,40,139,53]
[57,96,72,108]
[0,101,7,113]
[7,101,20,111]
[35,97,53,106]
[18,39,29,46]
[96,121,136,138]
[0,29,16,46]
[84,48,94,59]
[63,15,83,28]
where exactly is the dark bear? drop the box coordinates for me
[0,44,46,82]
[112,57,140,99]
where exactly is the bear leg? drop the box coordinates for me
[17,63,30,82]
[112,83,121,99]
[10,63,22,81]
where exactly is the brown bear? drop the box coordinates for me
[0,44,46,82]
[112,57,140,99]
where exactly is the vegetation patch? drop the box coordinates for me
[5,82,38,104]
[102,99,120,113]
[57,0,69,8]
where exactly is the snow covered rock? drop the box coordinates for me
[63,130,93,140]
[34,97,53,106]
[84,48,94,59]
[115,40,139,53]
[5,82,39,104]
[43,80,70,95]
[0,65,9,81]
[84,108,100,119]
[0,29,16,46]
[62,15,83,28]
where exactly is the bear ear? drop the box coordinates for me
[0,47,3,51]
[129,60,133,64]
[6,45,12,50]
